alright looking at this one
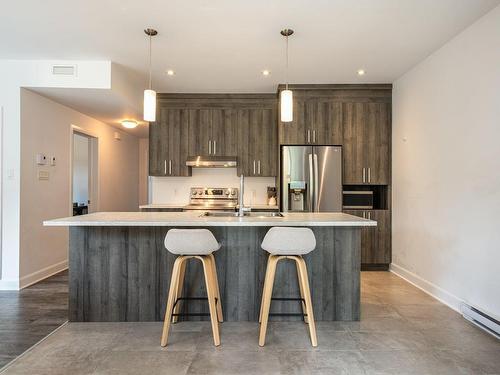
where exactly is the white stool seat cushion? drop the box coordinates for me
[261,227,316,255]
[165,229,220,255]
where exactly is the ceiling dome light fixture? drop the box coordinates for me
[121,120,138,129]
[280,28,294,123]
[262,69,271,76]
[357,69,366,76]
[166,69,175,76]
[143,28,158,122]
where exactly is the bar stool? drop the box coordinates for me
[161,229,223,347]
[258,227,317,347]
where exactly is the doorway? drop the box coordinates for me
[71,130,98,216]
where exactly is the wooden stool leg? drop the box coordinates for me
[199,256,220,346]
[259,255,279,347]
[208,253,223,323]
[296,256,317,347]
[161,256,184,347]
[172,259,187,323]
[295,260,308,324]
[259,254,272,324]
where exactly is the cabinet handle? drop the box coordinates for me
[253,160,256,175]
[307,129,311,143]
[213,140,217,155]
[313,130,316,143]
[362,211,366,219]
[164,160,167,175]
[362,168,366,183]
[258,160,261,175]
[208,140,212,155]
[368,211,371,220]
[368,167,371,183]
[169,160,172,175]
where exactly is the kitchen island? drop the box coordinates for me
[44,211,375,322]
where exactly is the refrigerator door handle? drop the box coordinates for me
[314,153,319,212]
[308,153,314,211]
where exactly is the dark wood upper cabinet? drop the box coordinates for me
[187,108,211,156]
[342,101,391,185]
[238,107,277,177]
[149,107,191,177]
[279,97,343,145]
[151,94,278,177]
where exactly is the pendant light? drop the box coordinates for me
[143,28,158,122]
[280,28,294,123]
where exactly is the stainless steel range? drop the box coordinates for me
[183,187,238,212]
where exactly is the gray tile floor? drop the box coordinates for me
[1,272,499,374]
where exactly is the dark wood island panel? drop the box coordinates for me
[69,226,360,322]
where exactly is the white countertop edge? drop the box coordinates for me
[44,220,377,227]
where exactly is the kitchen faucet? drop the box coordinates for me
[238,174,250,217]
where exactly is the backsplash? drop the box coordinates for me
[150,168,276,205]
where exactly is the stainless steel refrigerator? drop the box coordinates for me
[281,146,342,212]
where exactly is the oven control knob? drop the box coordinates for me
[225,190,230,195]
[192,191,198,195]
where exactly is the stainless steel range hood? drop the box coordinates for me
[186,155,237,168]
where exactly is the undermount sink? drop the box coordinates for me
[199,211,284,218]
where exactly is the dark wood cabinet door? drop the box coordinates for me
[314,100,343,145]
[364,103,391,185]
[211,109,238,157]
[148,108,169,176]
[248,108,277,177]
[278,98,308,144]
[188,109,211,156]
[342,102,367,184]
[237,107,278,177]
[236,108,252,176]
[167,109,191,176]
[344,209,391,265]
[363,210,391,264]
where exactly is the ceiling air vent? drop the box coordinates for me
[52,64,77,76]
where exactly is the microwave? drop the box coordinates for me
[343,191,373,210]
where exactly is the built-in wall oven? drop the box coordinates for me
[342,191,374,210]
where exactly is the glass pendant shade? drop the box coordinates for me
[280,89,293,122]
[143,89,156,122]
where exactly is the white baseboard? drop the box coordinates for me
[389,262,463,313]
[19,259,68,289]
[0,279,20,290]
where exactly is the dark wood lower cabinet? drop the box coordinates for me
[344,209,391,269]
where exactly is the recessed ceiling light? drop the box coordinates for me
[262,70,271,76]
[166,69,175,76]
[121,120,138,129]
[357,69,366,76]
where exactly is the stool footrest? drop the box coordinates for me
[271,297,305,302]
[172,296,220,321]
[269,313,308,317]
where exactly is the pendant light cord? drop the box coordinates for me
[148,34,152,90]
[285,34,289,90]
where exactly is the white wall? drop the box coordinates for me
[151,169,275,206]
[72,133,89,205]
[392,5,500,318]
[0,60,114,289]
[19,89,139,287]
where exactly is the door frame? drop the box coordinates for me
[69,125,99,215]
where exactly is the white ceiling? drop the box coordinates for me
[2,0,498,134]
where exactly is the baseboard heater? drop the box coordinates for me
[460,303,500,339]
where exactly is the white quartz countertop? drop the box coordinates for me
[44,211,377,227]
